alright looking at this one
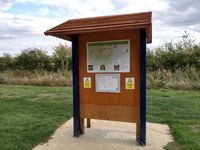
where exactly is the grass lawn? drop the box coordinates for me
[0,85,72,150]
[147,89,200,150]
[0,85,199,150]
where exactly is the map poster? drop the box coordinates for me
[87,40,130,73]
[95,74,120,93]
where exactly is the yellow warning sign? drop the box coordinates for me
[125,77,135,89]
[84,77,91,88]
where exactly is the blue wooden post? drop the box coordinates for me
[139,29,147,145]
[71,35,80,137]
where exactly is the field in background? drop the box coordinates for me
[0,85,199,150]
[0,70,72,87]
[147,67,200,90]
[0,68,200,90]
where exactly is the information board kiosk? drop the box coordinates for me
[44,12,152,145]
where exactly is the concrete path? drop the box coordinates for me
[33,119,173,150]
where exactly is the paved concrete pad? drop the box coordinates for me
[33,119,173,150]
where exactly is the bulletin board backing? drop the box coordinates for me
[78,29,141,123]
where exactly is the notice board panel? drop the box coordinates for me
[79,29,140,113]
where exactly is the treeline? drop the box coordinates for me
[0,44,72,72]
[0,32,200,72]
[146,33,200,90]
[147,33,200,71]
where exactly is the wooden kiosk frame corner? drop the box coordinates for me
[44,12,152,145]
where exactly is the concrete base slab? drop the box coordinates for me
[33,119,173,150]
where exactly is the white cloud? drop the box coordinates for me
[0,0,116,56]
[0,10,68,55]
[15,0,115,17]
[36,7,49,16]
[0,0,13,11]
[0,0,200,56]
[114,0,169,13]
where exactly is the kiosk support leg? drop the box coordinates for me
[138,29,147,145]
[80,118,85,134]
[87,118,91,128]
[72,35,81,137]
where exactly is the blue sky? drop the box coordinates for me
[0,0,200,56]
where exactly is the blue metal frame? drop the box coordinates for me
[71,35,80,137]
[139,29,147,145]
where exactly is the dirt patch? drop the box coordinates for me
[38,93,58,98]
[0,93,18,98]
[189,124,200,132]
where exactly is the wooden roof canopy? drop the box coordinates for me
[44,12,152,43]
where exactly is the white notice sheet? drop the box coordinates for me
[95,74,120,93]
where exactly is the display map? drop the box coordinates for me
[89,47,113,65]
[87,40,130,72]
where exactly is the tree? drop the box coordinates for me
[15,48,50,70]
[147,31,200,71]
[0,53,14,71]
[53,43,72,74]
